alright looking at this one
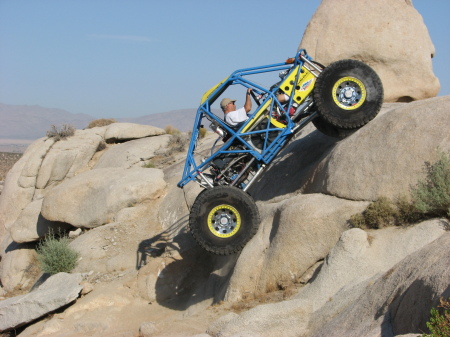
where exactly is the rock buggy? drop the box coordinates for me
[178,49,383,255]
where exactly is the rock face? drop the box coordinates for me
[304,96,450,200]
[94,135,172,169]
[0,67,449,337]
[299,0,440,102]
[41,167,166,228]
[224,194,369,301]
[309,231,450,337]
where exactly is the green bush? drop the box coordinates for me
[36,231,79,274]
[395,195,422,224]
[411,151,450,218]
[421,297,450,337]
[350,151,450,229]
[46,124,76,141]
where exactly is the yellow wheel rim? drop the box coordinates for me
[207,204,241,238]
[332,76,366,110]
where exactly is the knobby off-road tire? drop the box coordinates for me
[314,59,383,129]
[189,186,260,255]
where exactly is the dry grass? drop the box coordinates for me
[46,124,76,141]
[86,118,116,129]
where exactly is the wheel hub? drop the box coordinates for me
[338,84,359,106]
[332,76,366,110]
[207,204,241,237]
[213,211,236,234]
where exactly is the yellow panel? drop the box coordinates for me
[269,117,287,129]
[242,98,287,133]
[200,76,229,104]
[279,65,316,104]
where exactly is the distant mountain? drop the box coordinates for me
[0,104,94,140]
[0,104,217,141]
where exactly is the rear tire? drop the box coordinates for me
[312,117,355,139]
[189,186,260,255]
[314,59,383,129]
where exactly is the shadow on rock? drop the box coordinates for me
[137,215,238,311]
[249,130,339,202]
[136,215,189,270]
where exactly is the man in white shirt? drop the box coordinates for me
[220,88,253,127]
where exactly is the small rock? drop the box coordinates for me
[80,281,94,295]
[69,228,82,238]
[139,321,158,337]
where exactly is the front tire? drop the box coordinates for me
[314,59,383,129]
[189,186,260,255]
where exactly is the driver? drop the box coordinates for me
[220,88,253,127]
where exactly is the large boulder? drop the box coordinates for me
[304,96,450,201]
[295,220,447,311]
[41,168,166,228]
[36,129,103,189]
[309,231,450,337]
[299,0,440,102]
[0,237,38,292]
[0,272,83,331]
[9,199,72,243]
[0,138,53,234]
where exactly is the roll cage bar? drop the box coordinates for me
[177,49,321,190]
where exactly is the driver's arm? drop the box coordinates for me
[244,88,252,113]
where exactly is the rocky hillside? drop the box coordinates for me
[0,104,199,143]
[0,96,449,336]
[1,1,448,336]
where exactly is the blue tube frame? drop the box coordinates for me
[177,49,313,188]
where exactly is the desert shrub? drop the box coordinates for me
[411,151,450,218]
[167,133,189,154]
[36,230,79,274]
[199,127,207,139]
[349,213,366,228]
[86,118,116,129]
[421,297,450,337]
[165,125,181,135]
[395,195,423,224]
[350,152,450,229]
[46,124,76,141]
[363,196,398,229]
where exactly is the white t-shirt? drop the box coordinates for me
[224,107,249,126]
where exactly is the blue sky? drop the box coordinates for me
[0,0,449,119]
